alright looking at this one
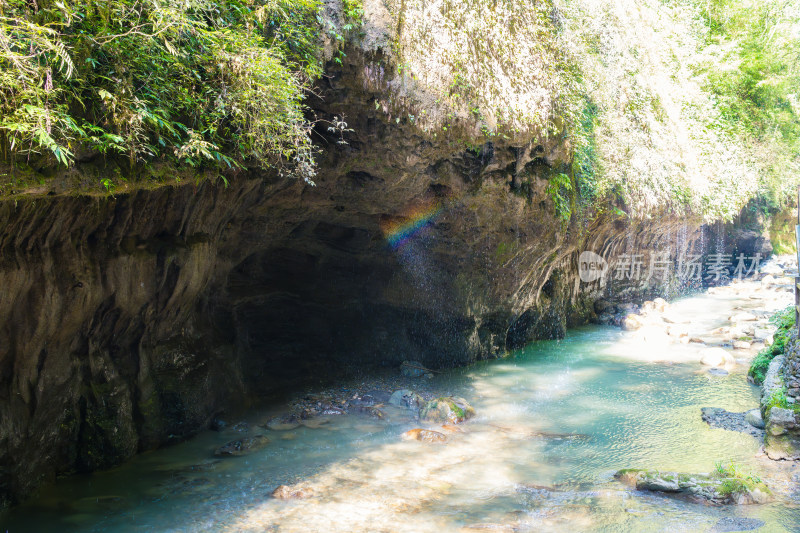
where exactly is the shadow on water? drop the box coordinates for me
[3,288,800,532]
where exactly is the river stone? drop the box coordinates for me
[708,367,729,376]
[621,314,643,331]
[214,435,270,457]
[753,326,777,340]
[389,389,424,409]
[419,397,476,424]
[300,418,330,429]
[653,298,669,312]
[760,263,784,276]
[745,409,765,429]
[729,312,757,322]
[401,428,447,443]
[733,340,751,350]
[263,414,301,431]
[701,348,734,367]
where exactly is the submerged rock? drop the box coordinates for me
[262,414,301,431]
[707,367,729,376]
[419,397,476,424]
[351,405,386,419]
[388,389,424,409]
[401,428,447,443]
[213,435,270,457]
[299,418,330,429]
[712,517,766,532]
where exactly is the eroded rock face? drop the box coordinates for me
[765,408,800,460]
[760,352,800,459]
[0,183,256,507]
[0,48,716,507]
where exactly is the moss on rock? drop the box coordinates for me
[419,397,476,424]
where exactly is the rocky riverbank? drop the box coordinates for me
[761,341,800,460]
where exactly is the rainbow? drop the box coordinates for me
[380,201,442,249]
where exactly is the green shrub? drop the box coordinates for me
[713,461,766,498]
[749,304,795,384]
[0,0,348,186]
[749,350,772,384]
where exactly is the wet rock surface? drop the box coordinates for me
[389,389,425,409]
[745,409,765,429]
[701,408,765,438]
[615,469,771,505]
[401,428,448,443]
[760,352,800,460]
[419,397,476,424]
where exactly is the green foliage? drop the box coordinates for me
[765,388,789,415]
[770,304,796,331]
[695,0,800,211]
[342,0,364,27]
[571,98,600,206]
[749,351,772,384]
[749,304,795,384]
[545,172,574,225]
[713,461,765,498]
[0,0,331,187]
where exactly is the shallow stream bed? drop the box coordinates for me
[3,283,800,532]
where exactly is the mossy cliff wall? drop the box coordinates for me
[0,37,776,507]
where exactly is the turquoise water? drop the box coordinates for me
[2,288,799,532]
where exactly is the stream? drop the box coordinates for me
[3,278,800,532]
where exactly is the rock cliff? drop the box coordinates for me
[0,44,765,507]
